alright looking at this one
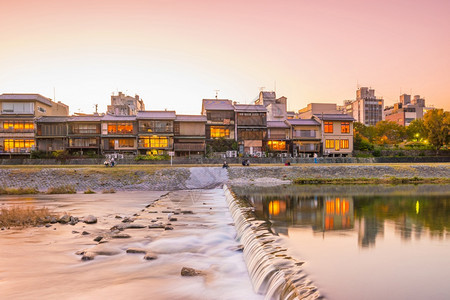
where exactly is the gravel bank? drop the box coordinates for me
[0,164,449,192]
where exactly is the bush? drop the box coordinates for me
[30,150,50,159]
[372,149,382,157]
[134,154,169,161]
[0,187,39,195]
[51,150,69,159]
[47,185,76,194]
[102,188,116,194]
[84,189,96,194]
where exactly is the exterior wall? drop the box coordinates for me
[321,121,353,156]
[179,122,205,136]
[385,110,405,126]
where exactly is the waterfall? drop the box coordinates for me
[224,185,321,300]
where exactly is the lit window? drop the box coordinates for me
[325,139,334,149]
[341,122,350,133]
[324,121,333,133]
[210,126,230,138]
[340,139,349,149]
[335,139,340,150]
[268,141,286,151]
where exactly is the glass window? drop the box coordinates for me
[324,121,333,133]
[210,126,230,138]
[140,136,168,148]
[341,122,350,133]
[335,139,340,150]
[268,141,286,151]
[340,139,349,149]
[325,139,334,149]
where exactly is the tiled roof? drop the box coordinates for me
[267,121,289,128]
[314,113,355,121]
[202,99,234,111]
[0,93,53,106]
[137,111,176,120]
[68,115,103,122]
[234,104,267,112]
[175,115,207,122]
[36,116,69,123]
[286,119,321,126]
[102,114,137,121]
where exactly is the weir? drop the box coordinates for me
[224,185,321,300]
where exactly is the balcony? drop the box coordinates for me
[297,144,320,152]
[268,134,288,140]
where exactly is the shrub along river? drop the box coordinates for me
[232,184,450,300]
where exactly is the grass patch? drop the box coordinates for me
[46,185,76,194]
[102,188,116,194]
[293,177,450,185]
[0,187,39,195]
[0,206,55,227]
[84,188,96,194]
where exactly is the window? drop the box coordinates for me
[341,122,350,133]
[324,121,333,133]
[325,139,334,149]
[238,129,265,140]
[1,121,34,132]
[3,139,35,152]
[267,141,286,151]
[139,121,173,133]
[210,126,230,138]
[119,139,134,148]
[340,139,349,149]
[140,136,168,148]
[335,139,340,151]
[2,102,34,114]
[107,122,133,134]
[71,124,99,134]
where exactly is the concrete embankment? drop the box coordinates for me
[0,164,449,192]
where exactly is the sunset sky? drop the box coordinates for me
[1,0,449,114]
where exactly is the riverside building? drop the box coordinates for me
[0,93,69,156]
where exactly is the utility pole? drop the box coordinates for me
[214,89,220,99]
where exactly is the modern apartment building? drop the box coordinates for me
[345,87,384,126]
[0,93,69,155]
[107,92,145,116]
[384,94,432,126]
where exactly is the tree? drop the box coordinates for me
[375,121,407,145]
[406,119,427,141]
[423,109,450,150]
[353,122,377,143]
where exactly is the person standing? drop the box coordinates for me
[314,153,318,164]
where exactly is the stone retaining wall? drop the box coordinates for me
[0,165,448,192]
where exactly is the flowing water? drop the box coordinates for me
[232,184,450,300]
[0,190,260,300]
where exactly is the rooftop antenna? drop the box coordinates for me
[53,87,56,101]
[214,89,220,99]
[94,104,98,114]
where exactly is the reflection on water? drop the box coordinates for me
[233,184,450,300]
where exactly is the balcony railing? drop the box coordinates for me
[293,131,317,138]
[268,134,288,140]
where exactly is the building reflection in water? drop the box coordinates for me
[238,186,449,249]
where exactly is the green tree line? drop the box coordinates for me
[354,109,449,151]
